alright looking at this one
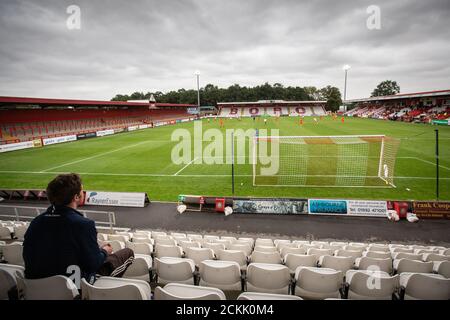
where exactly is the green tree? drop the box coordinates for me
[319,86,342,112]
[371,80,400,97]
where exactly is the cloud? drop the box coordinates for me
[0,0,449,100]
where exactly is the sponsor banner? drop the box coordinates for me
[432,119,450,126]
[0,141,34,153]
[308,199,347,214]
[43,134,77,146]
[114,127,125,134]
[84,191,149,208]
[187,107,199,114]
[154,121,167,127]
[413,201,450,219]
[138,124,149,130]
[181,118,190,123]
[76,132,97,140]
[347,200,387,217]
[128,126,138,131]
[96,129,114,137]
[32,139,43,148]
[233,198,308,214]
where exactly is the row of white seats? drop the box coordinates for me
[0,221,29,241]
[2,263,449,300]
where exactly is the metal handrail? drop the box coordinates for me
[0,204,117,232]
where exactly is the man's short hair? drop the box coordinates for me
[46,173,82,206]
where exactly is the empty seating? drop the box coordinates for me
[154,237,177,246]
[345,270,399,300]
[0,226,12,240]
[228,244,252,256]
[0,264,24,300]
[122,255,152,281]
[199,260,242,291]
[2,243,24,265]
[81,277,151,300]
[187,234,202,241]
[280,246,306,259]
[154,257,195,285]
[393,259,433,274]
[250,251,282,264]
[255,238,273,247]
[392,252,422,261]
[246,263,291,294]
[154,244,183,259]
[294,267,342,300]
[125,241,153,255]
[217,249,248,270]
[237,292,302,300]
[202,242,226,255]
[307,248,334,259]
[319,255,354,275]
[355,257,392,274]
[16,273,79,300]
[254,245,277,253]
[108,234,129,243]
[185,247,215,266]
[434,261,450,278]
[400,273,450,300]
[13,225,28,240]
[284,254,317,274]
[363,251,392,259]
[154,283,226,300]
[422,253,450,262]
[178,240,201,252]
[335,249,363,259]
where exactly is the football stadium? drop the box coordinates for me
[0,0,449,309]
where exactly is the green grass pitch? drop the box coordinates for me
[0,116,449,201]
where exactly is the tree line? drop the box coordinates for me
[111,83,343,111]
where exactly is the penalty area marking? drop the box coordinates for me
[173,157,199,176]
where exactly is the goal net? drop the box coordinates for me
[252,135,400,188]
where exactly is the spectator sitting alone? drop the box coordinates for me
[23,173,134,283]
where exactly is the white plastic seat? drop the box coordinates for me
[276,242,298,252]
[254,245,277,253]
[221,236,237,242]
[391,247,414,254]
[228,244,252,256]
[433,261,450,278]
[255,238,274,247]
[238,292,302,300]
[199,260,242,291]
[349,242,367,247]
[346,270,399,300]
[81,277,151,300]
[393,259,433,274]
[217,249,248,270]
[97,233,108,241]
[307,248,334,259]
[103,240,125,253]
[330,242,348,247]
[344,245,365,252]
[280,247,306,259]
[246,263,291,294]
[322,244,345,251]
[133,230,152,238]
[363,251,392,259]
[311,241,329,247]
[284,254,318,274]
[236,238,255,247]
[125,241,153,255]
[355,257,392,274]
[414,249,439,255]
[0,226,12,240]
[392,252,422,261]
[319,255,354,275]
[2,243,24,266]
[170,232,187,238]
[0,264,24,300]
[16,273,79,300]
[440,248,450,256]
[294,267,342,300]
[154,237,177,246]
[292,240,310,246]
[301,244,323,251]
[422,253,450,262]
[367,245,390,253]
[400,273,450,300]
[274,239,291,246]
[202,242,226,255]
[250,251,282,264]
[108,234,129,243]
[212,239,232,249]
[185,247,215,266]
[203,235,220,242]
[13,225,28,240]
[132,237,154,245]
[154,257,195,285]
[154,283,226,300]
[187,234,203,241]
[335,249,363,259]
[151,231,167,238]
[178,240,201,253]
[154,244,183,259]
[122,254,152,281]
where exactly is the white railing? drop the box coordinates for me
[0,204,118,232]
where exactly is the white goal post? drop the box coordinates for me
[252,135,400,188]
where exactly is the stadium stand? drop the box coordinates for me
[1,225,450,300]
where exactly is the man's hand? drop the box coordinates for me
[101,243,113,255]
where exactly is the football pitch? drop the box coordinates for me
[0,116,449,201]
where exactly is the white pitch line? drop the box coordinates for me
[0,170,449,180]
[173,157,199,176]
[407,157,450,171]
[40,140,156,172]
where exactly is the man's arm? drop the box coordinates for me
[78,220,108,274]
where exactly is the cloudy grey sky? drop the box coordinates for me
[0,0,449,100]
